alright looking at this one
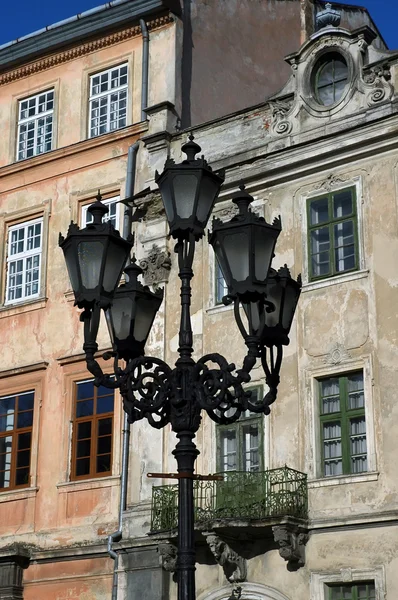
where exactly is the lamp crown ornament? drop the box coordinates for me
[87,189,109,225]
[181,133,202,162]
[232,182,254,215]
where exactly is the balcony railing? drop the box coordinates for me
[150,466,307,533]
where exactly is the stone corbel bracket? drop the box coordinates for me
[360,62,394,107]
[204,533,247,583]
[269,98,294,136]
[272,524,309,571]
[139,243,172,288]
[158,541,177,572]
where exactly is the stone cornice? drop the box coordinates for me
[0,15,173,87]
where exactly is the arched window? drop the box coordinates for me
[314,53,349,106]
[199,582,291,600]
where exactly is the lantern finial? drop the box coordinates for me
[87,190,109,225]
[232,182,254,216]
[181,133,201,162]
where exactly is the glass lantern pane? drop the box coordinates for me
[242,301,262,335]
[158,180,174,225]
[103,239,129,293]
[110,297,134,341]
[254,227,277,281]
[281,282,300,331]
[264,277,282,328]
[63,243,80,293]
[173,174,198,219]
[78,241,104,290]
[196,174,220,225]
[134,295,159,342]
[222,231,250,282]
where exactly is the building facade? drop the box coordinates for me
[0,1,397,599]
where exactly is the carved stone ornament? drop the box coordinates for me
[228,586,243,600]
[204,533,247,583]
[269,99,294,136]
[323,343,352,366]
[139,244,171,287]
[313,173,351,193]
[272,525,309,570]
[361,63,394,107]
[158,542,177,572]
[316,3,342,30]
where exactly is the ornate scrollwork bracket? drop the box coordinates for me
[139,243,172,288]
[272,524,309,571]
[204,533,247,583]
[158,542,178,572]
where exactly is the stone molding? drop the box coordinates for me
[0,15,173,86]
[272,524,309,571]
[323,342,352,366]
[204,533,247,584]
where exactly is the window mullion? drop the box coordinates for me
[340,376,351,474]
[328,192,335,276]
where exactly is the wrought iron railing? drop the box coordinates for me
[150,466,307,532]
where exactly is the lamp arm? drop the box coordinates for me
[81,305,121,389]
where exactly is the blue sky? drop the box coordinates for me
[0,0,397,49]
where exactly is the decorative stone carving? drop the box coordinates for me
[228,586,242,600]
[204,533,247,583]
[323,343,352,366]
[313,173,351,192]
[316,3,341,30]
[158,542,177,572]
[139,244,171,287]
[269,99,294,136]
[272,525,309,570]
[361,63,394,107]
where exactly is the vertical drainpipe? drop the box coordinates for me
[140,19,149,121]
[108,141,139,600]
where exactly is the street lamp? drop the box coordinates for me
[59,136,301,600]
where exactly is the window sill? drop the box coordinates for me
[302,269,369,293]
[0,486,39,502]
[206,303,234,316]
[57,475,120,493]
[308,471,379,488]
[0,297,47,318]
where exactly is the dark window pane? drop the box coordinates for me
[18,432,31,450]
[78,421,92,439]
[0,397,15,415]
[17,449,30,468]
[0,436,12,454]
[96,454,111,473]
[76,399,94,418]
[77,381,94,400]
[97,436,112,455]
[0,470,11,488]
[77,439,91,458]
[97,394,114,414]
[76,457,90,476]
[98,418,112,436]
[17,411,33,429]
[0,414,14,433]
[333,190,353,219]
[15,467,30,486]
[18,393,34,411]
[310,197,329,225]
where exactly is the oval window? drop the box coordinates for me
[314,53,349,106]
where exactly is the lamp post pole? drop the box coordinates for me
[59,135,301,600]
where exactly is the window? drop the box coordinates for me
[71,379,114,480]
[215,258,228,305]
[0,391,34,490]
[17,89,54,160]
[217,389,263,472]
[314,53,349,106]
[326,582,375,600]
[320,372,367,477]
[5,218,43,304]
[81,196,120,229]
[89,64,128,138]
[308,188,358,281]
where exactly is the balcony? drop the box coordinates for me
[150,466,308,533]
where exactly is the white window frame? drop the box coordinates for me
[17,89,54,161]
[88,64,128,138]
[305,357,377,486]
[310,567,386,600]
[81,196,121,230]
[301,177,368,292]
[5,218,43,305]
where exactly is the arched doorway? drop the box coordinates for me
[199,582,291,600]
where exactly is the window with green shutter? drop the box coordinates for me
[320,372,367,477]
[307,188,358,281]
[216,388,263,472]
[327,581,375,600]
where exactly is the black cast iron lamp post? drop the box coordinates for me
[59,136,301,600]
